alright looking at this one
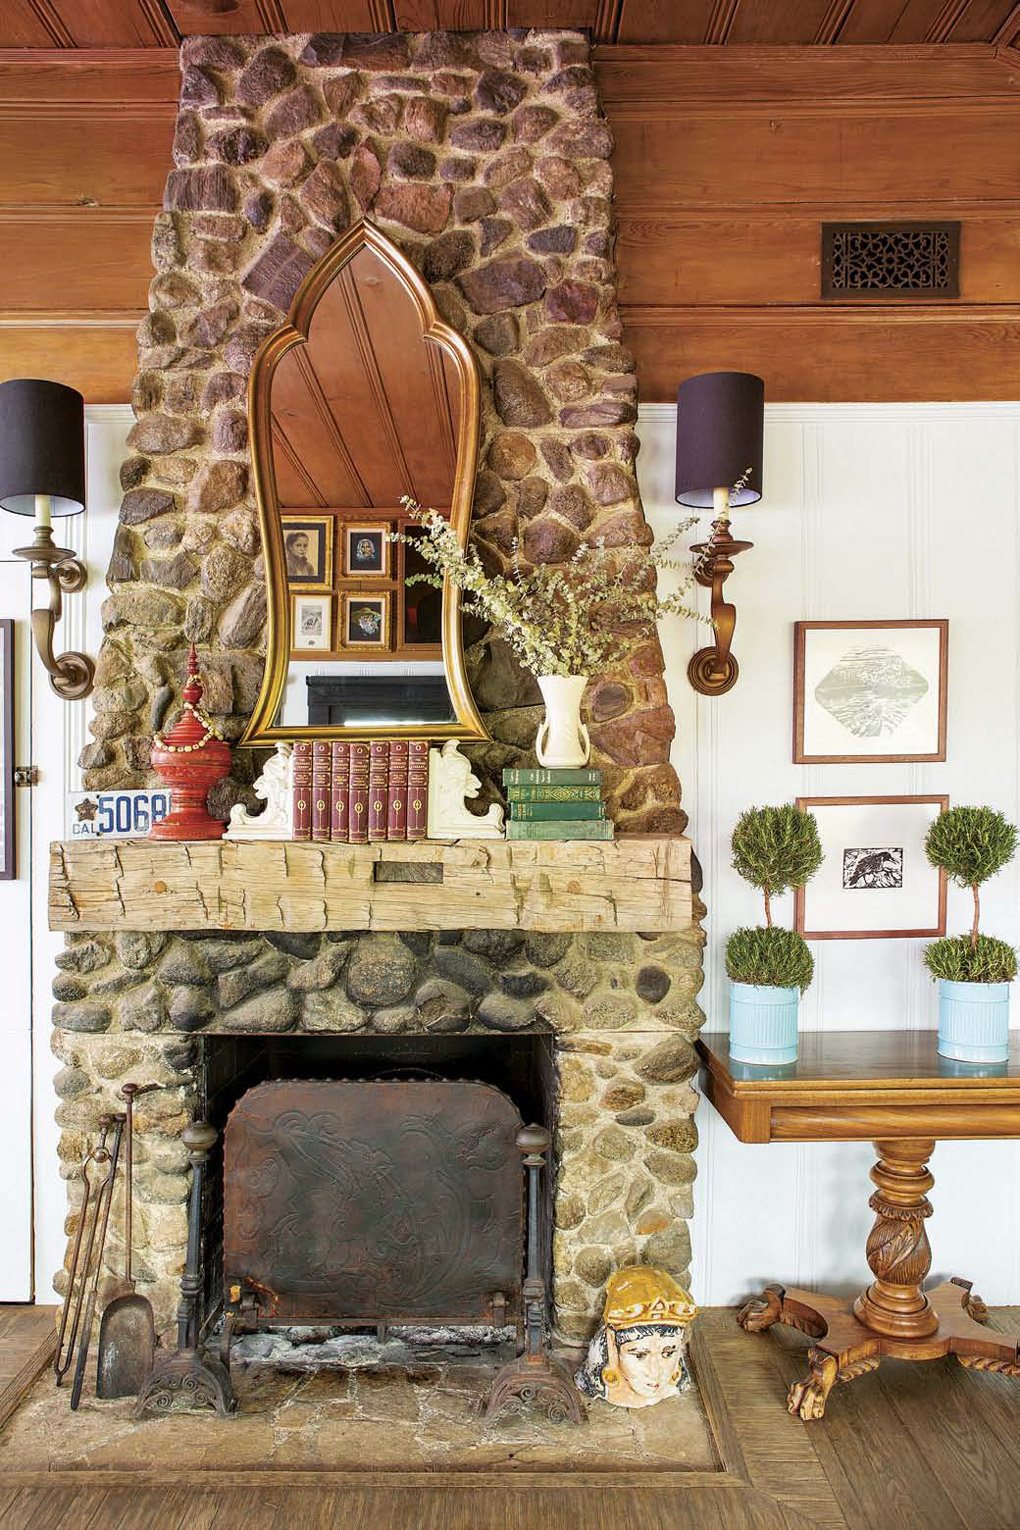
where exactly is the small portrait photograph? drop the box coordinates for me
[342,592,390,649]
[292,594,332,652]
[344,522,391,579]
[282,516,333,592]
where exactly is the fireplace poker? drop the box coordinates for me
[97,1083,158,1398]
[70,1111,125,1411]
[54,1115,112,1386]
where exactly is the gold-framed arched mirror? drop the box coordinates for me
[240,218,488,745]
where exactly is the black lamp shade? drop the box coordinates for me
[0,378,86,517]
[675,371,765,509]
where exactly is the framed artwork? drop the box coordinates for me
[795,795,948,940]
[342,592,390,649]
[283,516,334,593]
[344,522,391,580]
[292,594,332,652]
[793,619,948,763]
[0,621,13,880]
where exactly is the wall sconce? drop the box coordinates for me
[675,371,765,697]
[0,379,95,699]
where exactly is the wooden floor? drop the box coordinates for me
[2,1305,1019,1528]
[0,1306,56,1433]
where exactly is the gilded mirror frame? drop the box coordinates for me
[239,217,488,746]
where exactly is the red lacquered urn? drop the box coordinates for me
[149,644,231,841]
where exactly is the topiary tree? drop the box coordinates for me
[726,804,823,990]
[731,804,823,928]
[924,806,1017,984]
[725,926,814,993]
[925,806,1017,951]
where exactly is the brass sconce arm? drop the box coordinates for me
[14,523,95,699]
[686,488,753,697]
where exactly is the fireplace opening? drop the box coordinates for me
[195,1031,558,1357]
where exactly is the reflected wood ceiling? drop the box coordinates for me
[272,246,459,512]
[4,0,1020,46]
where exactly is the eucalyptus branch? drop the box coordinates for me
[391,497,703,679]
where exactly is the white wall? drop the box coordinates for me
[639,401,1020,1306]
[30,405,128,1302]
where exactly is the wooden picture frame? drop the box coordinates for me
[0,621,14,880]
[793,619,948,764]
[291,593,332,652]
[344,522,391,580]
[282,514,334,594]
[795,795,948,941]
[341,592,390,650]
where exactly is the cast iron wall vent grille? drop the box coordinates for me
[821,222,960,301]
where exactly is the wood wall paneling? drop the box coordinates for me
[1,46,1018,401]
[599,45,1020,400]
[0,50,175,402]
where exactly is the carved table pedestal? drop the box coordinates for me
[697,1030,1020,1420]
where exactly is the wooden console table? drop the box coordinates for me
[696,1030,1020,1420]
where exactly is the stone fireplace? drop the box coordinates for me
[53,919,703,1344]
[50,22,706,1359]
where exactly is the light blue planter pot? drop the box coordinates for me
[937,979,1010,1064]
[729,982,799,1066]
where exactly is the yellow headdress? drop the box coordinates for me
[602,1266,698,1330]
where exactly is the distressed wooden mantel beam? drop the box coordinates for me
[48,836,694,935]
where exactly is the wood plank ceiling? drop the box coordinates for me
[1,5,1018,401]
[5,0,1020,46]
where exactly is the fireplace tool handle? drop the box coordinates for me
[70,1112,125,1410]
[55,1116,112,1386]
[135,1120,235,1417]
[482,1124,586,1425]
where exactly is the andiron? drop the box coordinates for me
[483,1124,586,1426]
[136,1120,235,1417]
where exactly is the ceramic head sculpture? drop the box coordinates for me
[576,1266,698,1409]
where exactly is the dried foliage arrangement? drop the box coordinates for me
[393,498,701,679]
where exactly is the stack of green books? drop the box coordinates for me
[502,767,613,841]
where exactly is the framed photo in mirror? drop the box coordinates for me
[344,522,391,580]
[292,593,332,652]
[342,592,390,649]
[283,515,334,593]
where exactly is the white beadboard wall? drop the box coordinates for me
[638,401,1020,1307]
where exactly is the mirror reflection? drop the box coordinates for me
[270,240,463,731]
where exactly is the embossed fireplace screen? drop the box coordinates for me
[222,1079,524,1333]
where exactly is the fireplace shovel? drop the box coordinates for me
[96,1083,157,1399]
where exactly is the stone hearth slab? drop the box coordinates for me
[0,1348,717,1475]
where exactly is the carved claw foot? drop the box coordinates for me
[787,1348,839,1421]
[965,1292,989,1324]
[737,1284,785,1333]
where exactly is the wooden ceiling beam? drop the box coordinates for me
[136,0,180,45]
[593,0,622,44]
[813,0,857,43]
[993,1,1020,42]
[705,0,740,44]
[25,0,74,47]
[926,0,973,42]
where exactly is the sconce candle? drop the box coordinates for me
[0,378,95,699]
[675,371,764,697]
